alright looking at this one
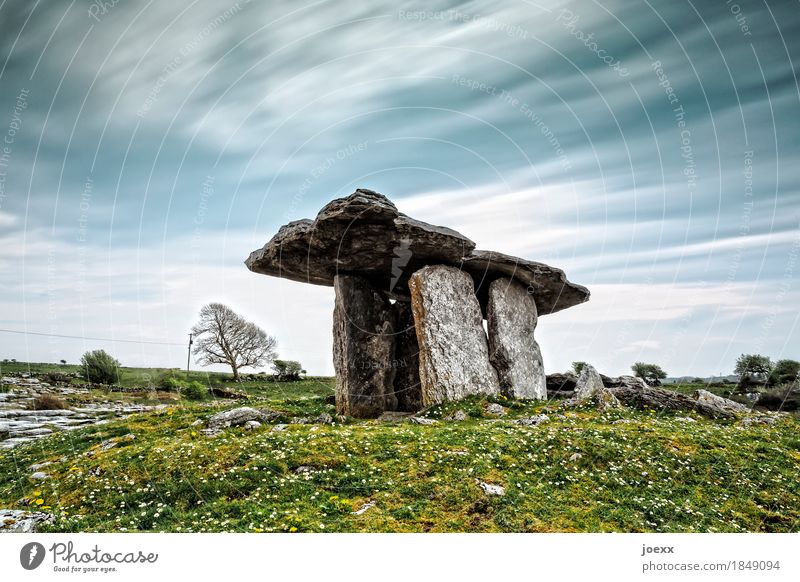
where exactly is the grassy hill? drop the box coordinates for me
[1,367,798,532]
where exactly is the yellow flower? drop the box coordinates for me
[329,495,339,501]
[34,499,44,505]
[32,490,41,497]
[190,431,197,437]
[289,526,297,532]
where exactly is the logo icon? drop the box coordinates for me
[20,542,46,570]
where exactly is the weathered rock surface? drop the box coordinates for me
[206,407,277,430]
[391,302,422,412]
[487,278,546,399]
[0,509,53,533]
[485,403,507,416]
[574,365,605,401]
[477,481,505,496]
[463,249,590,315]
[246,189,474,297]
[409,265,500,406]
[333,275,397,417]
[608,384,738,419]
[694,389,751,414]
[246,189,589,314]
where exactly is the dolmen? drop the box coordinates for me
[246,189,589,418]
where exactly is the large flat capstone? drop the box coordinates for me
[246,189,589,315]
[409,265,500,405]
[487,278,546,399]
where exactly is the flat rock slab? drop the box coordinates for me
[246,189,588,314]
[487,278,546,399]
[409,265,500,406]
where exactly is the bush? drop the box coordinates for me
[182,381,209,401]
[80,350,121,384]
[30,394,69,410]
[272,360,305,381]
[571,361,588,375]
[157,373,185,392]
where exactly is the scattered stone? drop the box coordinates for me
[99,439,117,451]
[744,392,760,403]
[244,420,261,430]
[514,414,550,426]
[409,416,438,425]
[485,403,506,416]
[271,424,289,432]
[739,415,778,427]
[674,416,697,423]
[487,278,546,400]
[568,453,583,462]
[294,466,314,474]
[333,275,397,418]
[0,509,54,533]
[190,419,203,427]
[207,407,272,430]
[352,501,376,515]
[410,265,500,406]
[477,480,505,496]
[30,472,50,481]
[30,461,52,471]
[314,413,334,424]
[612,419,635,425]
[291,417,313,424]
[444,410,468,421]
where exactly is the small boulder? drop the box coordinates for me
[207,407,272,430]
[409,416,438,425]
[514,414,550,426]
[485,403,506,416]
[244,420,261,430]
[477,481,505,496]
[30,472,50,481]
[271,424,289,432]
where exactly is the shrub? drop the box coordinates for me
[158,374,186,392]
[272,360,305,381]
[571,361,588,375]
[182,381,209,401]
[80,350,121,384]
[30,394,69,410]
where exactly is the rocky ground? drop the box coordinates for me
[0,375,159,450]
[1,376,797,534]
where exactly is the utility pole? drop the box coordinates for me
[187,333,193,374]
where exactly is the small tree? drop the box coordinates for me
[273,360,305,381]
[59,359,67,365]
[734,354,772,386]
[571,361,588,375]
[191,303,278,381]
[768,359,800,387]
[631,362,667,386]
[80,350,121,384]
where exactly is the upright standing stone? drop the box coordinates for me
[409,265,500,405]
[486,278,546,399]
[391,302,422,412]
[573,364,605,401]
[333,275,397,417]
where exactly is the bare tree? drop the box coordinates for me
[191,303,277,380]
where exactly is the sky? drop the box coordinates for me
[0,0,798,377]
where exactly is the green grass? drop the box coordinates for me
[1,380,798,533]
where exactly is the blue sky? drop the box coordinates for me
[0,0,798,376]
